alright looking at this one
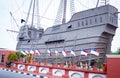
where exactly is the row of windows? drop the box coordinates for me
[52,15,117,31]
[77,16,103,27]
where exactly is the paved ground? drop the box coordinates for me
[0,68,39,78]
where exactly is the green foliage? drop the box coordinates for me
[16,51,30,61]
[16,51,25,58]
[25,55,30,60]
[7,53,18,61]
[95,59,103,68]
[116,48,120,54]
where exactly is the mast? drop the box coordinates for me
[54,0,75,25]
[24,0,41,29]
[24,0,33,26]
[31,0,35,27]
[62,0,67,24]
[96,0,109,7]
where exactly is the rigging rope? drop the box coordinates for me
[77,0,89,9]
[54,0,64,25]
[42,0,53,18]
[70,0,75,17]
[14,0,26,13]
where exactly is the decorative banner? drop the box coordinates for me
[39,67,49,74]
[47,48,52,56]
[21,50,27,55]
[55,49,59,56]
[35,49,41,55]
[89,73,106,78]
[62,48,68,57]
[70,48,76,56]
[28,66,36,72]
[53,69,65,76]
[69,71,84,78]
[18,64,25,70]
[90,48,99,56]
[81,49,88,56]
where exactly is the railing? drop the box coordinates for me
[0,61,107,78]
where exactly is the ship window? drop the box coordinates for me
[39,33,42,38]
[68,25,72,29]
[45,39,64,44]
[95,18,97,23]
[85,20,88,25]
[100,16,102,22]
[28,31,31,38]
[110,16,114,23]
[112,17,114,23]
[115,18,117,24]
[90,19,92,24]
[27,40,30,43]
[78,22,80,26]
[82,21,84,26]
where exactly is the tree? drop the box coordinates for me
[116,48,120,54]
[110,48,120,55]
[7,53,18,62]
[16,51,26,57]
[16,51,25,60]
[16,51,31,63]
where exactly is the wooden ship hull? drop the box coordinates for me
[16,1,118,64]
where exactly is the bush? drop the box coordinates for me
[7,53,18,62]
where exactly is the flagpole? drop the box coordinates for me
[56,54,57,64]
[79,50,81,63]
[55,50,57,64]
[88,49,91,69]
[45,52,47,63]
[74,36,77,65]
[70,53,72,67]
[55,42,57,64]
[63,38,66,64]
[45,45,48,64]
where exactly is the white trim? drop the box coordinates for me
[36,75,40,77]
[106,55,120,58]
[18,72,21,74]
[24,72,27,75]
[30,74,33,76]
[13,71,16,72]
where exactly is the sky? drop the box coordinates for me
[0,0,120,52]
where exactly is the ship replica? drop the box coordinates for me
[16,0,118,64]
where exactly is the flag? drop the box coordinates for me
[81,49,88,56]
[70,48,76,56]
[21,50,27,55]
[21,19,25,23]
[30,49,34,55]
[55,49,59,56]
[62,48,68,57]
[47,48,52,56]
[35,49,41,55]
[90,48,99,56]
[25,50,29,54]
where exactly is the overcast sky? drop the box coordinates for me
[0,0,120,52]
